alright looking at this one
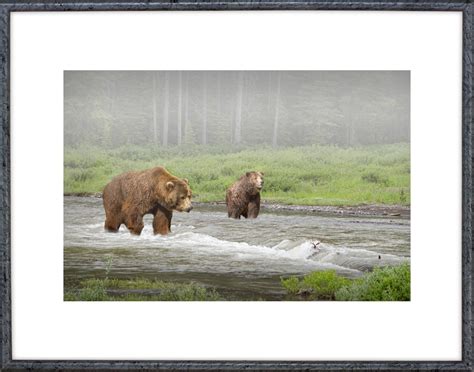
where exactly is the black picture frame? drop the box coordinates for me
[0,1,472,370]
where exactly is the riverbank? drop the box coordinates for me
[64,264,410,301]
[64,193,410,218]
[201,201,410,218]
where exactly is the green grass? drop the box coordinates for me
[64,277,223,301]
[281,263,410,301]
[64,143,410,206]
[65,265,410,301]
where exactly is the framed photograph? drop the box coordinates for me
[1,1,472,370]
[64,69,411,304]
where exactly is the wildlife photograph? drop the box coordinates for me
[64,70,410,301]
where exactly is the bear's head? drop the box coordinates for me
[245,171,264,195]
[165,178,193,212]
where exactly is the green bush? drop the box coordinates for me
[281,264,410,301]
[67,168,95,183]
[335,263,410,301]
[280,276,300,294]
[281,270,351,300]
[362,172,388,185]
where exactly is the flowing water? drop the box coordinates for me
[64,196,410,300]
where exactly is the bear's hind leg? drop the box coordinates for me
[103,185,123,232]
[228,210,242,219]
[125,210,144,235]
[104,214,121,232]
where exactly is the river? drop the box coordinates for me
[64,196,410,300]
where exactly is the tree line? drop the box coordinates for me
[64,70,409,148]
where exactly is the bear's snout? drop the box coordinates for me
[185,206,193,212]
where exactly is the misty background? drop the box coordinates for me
[64,71,409,148]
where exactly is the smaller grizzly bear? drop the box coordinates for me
[226,171,264,219]
[102,167,192,235]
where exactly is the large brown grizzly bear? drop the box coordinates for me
[102,167,192,235]
[226,171,264,219]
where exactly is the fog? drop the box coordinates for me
[64,71,409,148]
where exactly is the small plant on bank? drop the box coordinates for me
[105,254,113,278]
[281,270,351,300]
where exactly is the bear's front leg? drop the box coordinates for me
[247,193,261,219]
[227,201,243,219]
[153,206,173,235]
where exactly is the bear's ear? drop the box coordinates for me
[246,172,251,177]
[260,172,264,176]
[166,181,175,190]
[183,178,189,184]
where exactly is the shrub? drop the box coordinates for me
[361,172,388,185]
[266,176,296,193]
[281,264,410,301]
[220,166,235,176]
[67,168,95,183]
[335,263,410,301]
[281,276,300,294]
[281,270,351,300]
[399,189,407,203]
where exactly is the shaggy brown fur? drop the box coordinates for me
[226,171,264,219]
[102,167,192,235]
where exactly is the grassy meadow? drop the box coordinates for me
[64,143,410,206]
